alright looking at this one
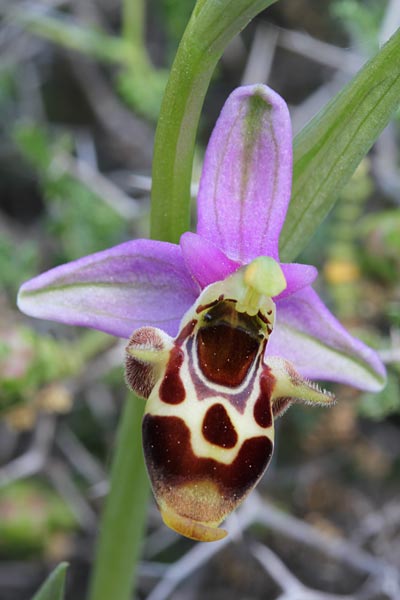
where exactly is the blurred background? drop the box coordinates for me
[1,0,400,598]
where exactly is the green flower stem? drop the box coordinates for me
[150,0,277,243]
[87,395,150,600]
[122,0,145,49]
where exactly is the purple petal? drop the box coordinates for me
[196,84,292,263]
[278,263,318,299]
[180,232,239,288]
[17,240,199,338]
[267,287,386,391]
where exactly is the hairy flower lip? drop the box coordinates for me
[130,293,334,542]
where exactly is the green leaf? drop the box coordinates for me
[87,398,150,600]
[188,0,279,60]
[31,563,68,600]
[280,28,400,262]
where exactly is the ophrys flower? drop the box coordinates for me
[18,85,385,542]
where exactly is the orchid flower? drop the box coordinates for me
[17,85,385,543]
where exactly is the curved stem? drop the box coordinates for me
[122,0,145,49]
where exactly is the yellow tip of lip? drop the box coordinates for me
[161,507,227,542]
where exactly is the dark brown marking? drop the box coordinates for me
[195,300,264,388]
[253,368,275,428]
[186,337,261,413]
[159,346,186,404]
[175,319,197,346]
[196,299,219,314]
[257,310,271,325]
[203,300,262,333]
[143,415,273,499]
[197,324,259,387]
[202,403,238,448]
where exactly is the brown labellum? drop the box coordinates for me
[143,414,273,541]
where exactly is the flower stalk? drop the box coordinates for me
[87,396,150,600]
[122,0,145,49]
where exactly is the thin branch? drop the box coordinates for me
[253,493,392,576]
[251,541,301,593]
[66,52,153,164]
[241,23,278,85]
[278,27,363,73]
[252,542,356,600]
[46,459,98,531]
[54,153,143,220]
[145,498,256,600]
[0,416,55,488]
[56,425,106,484]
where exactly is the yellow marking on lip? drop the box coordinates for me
[160,506,227,542]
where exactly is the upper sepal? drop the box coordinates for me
[196,84,292,263]
[180,232,239,288]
